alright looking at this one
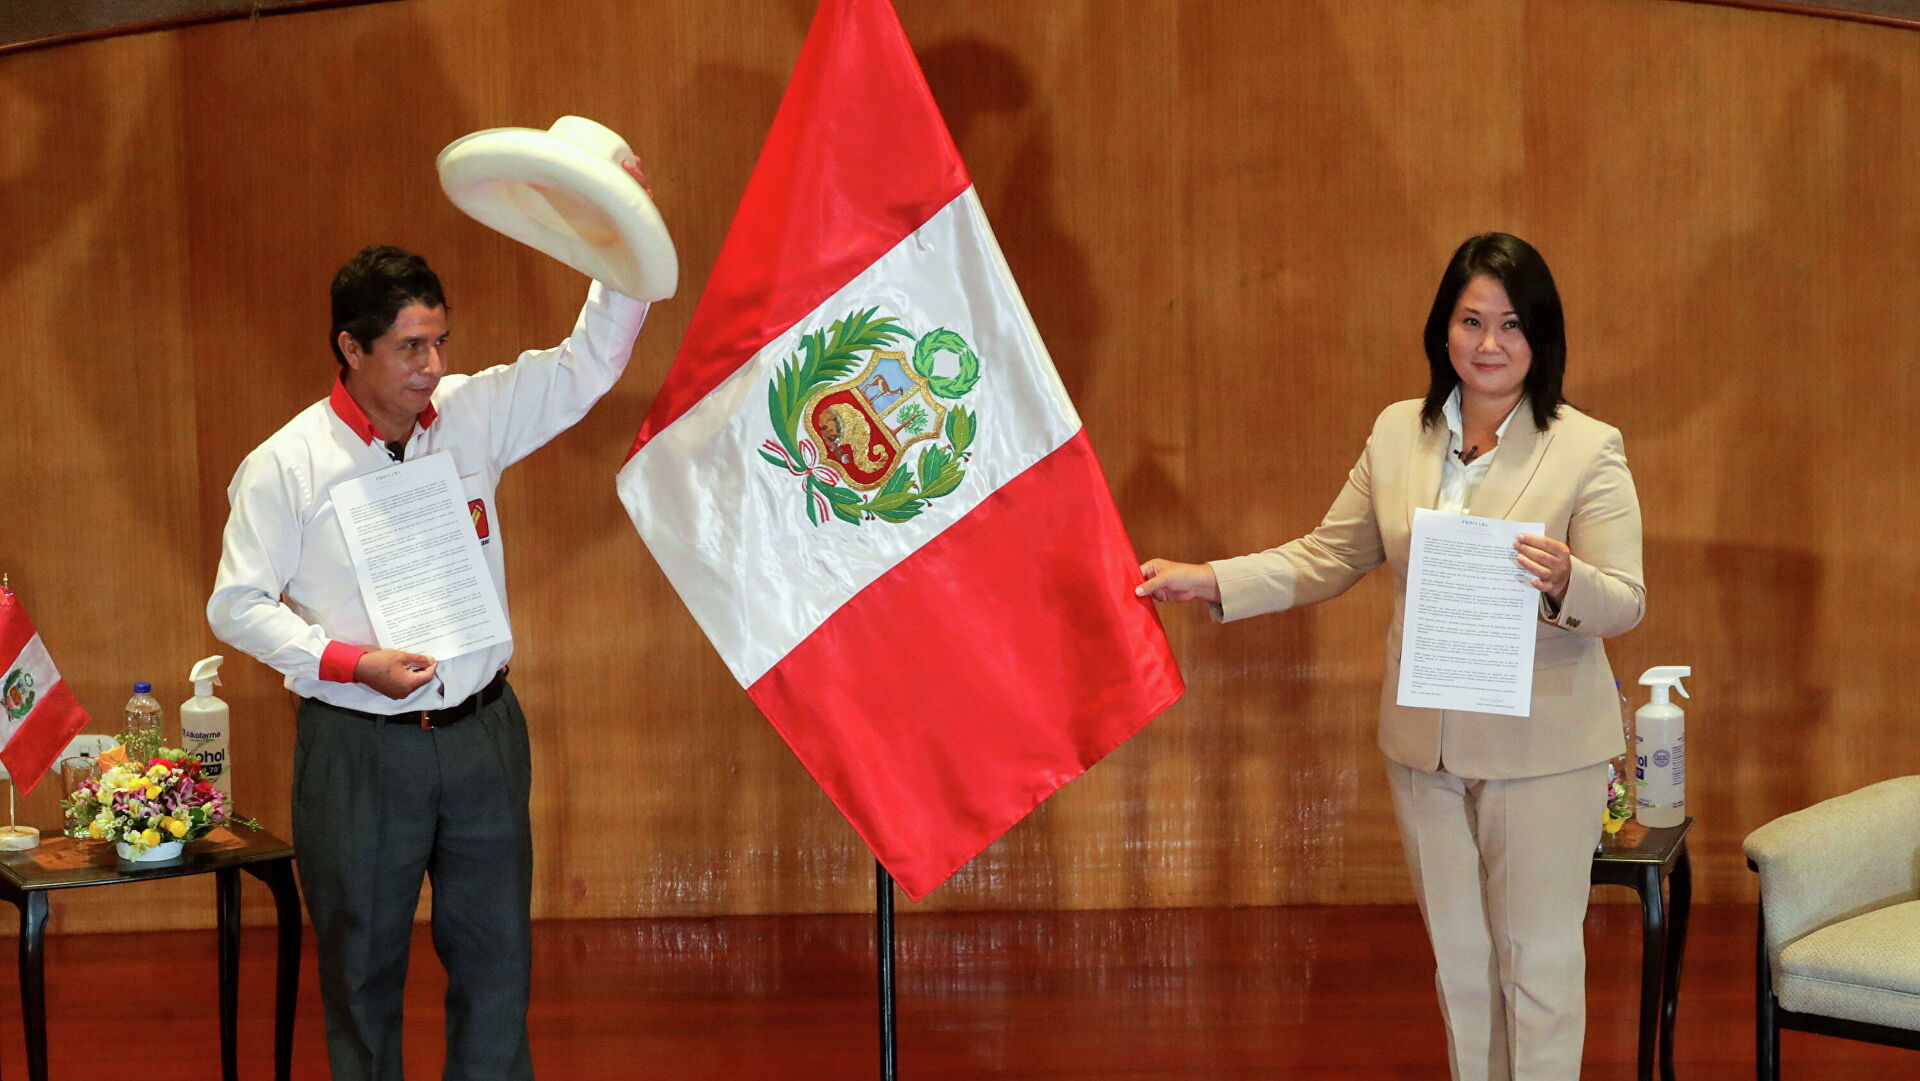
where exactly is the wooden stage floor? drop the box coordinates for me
[0,903,1912,1079]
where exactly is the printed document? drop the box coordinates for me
[1396,508,1544,717]
[331,452,511,661]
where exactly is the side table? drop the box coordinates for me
[0,826,300,1081]
[1593,817,1694,1081]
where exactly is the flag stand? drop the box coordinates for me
[0,779,38,851]
[0,574,43,851]
[875,860,897,1080]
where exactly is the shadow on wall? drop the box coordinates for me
[1602,54,1910,890]
[1637,538,1829,845]
[921,36,1102,407]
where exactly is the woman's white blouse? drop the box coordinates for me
[1433,387,1519,514]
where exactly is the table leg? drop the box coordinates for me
[1661,844,1692,1081]
[18,891,48,1081]
[246,858,302,1081]
[218,868,240,1081]
[1636,864,1668,1081]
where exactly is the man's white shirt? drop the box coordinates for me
[208,282,648,714]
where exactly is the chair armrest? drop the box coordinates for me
[1744,776,1920,958]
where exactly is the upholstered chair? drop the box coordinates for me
[1744,776,1920,1079]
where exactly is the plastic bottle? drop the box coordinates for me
[125,681,164,744]
[1634,666,1692,828]
[180,656,231,794]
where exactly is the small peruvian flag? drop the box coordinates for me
[616,0,1183,898]
[0,583,91,796]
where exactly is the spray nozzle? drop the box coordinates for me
[188,655,225,698]
[1638,665,1692,705]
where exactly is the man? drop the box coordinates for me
[207,160,650,1081]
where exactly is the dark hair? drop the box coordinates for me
[329,244,447,368]
[1420,232,1567,431]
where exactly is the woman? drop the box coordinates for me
[1138,233,1643,1080]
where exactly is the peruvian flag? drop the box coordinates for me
[616,0,1183,900]
[0,584,91,796]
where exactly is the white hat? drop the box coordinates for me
[436,116,677,302]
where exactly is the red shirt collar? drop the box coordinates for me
[329,375,438,445]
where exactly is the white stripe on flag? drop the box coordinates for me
[0,634,57,750]
[618,188,1081,687]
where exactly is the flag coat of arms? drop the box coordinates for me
[0,585,91,795]
[616,0,1183,899]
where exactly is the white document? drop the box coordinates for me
[330,452,511,661]
[1396,508,1545,717]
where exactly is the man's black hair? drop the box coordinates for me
[329,245,447,368]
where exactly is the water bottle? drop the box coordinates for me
[125,682,164,752]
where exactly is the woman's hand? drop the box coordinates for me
[1135,559,1221,605]
[1515,534,1572,602]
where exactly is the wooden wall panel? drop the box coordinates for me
[1,0,1916,932]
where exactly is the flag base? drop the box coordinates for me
[0,825,40,851]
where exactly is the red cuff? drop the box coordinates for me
[319,641,367,683]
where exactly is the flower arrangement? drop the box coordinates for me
[62,747,256,857]
[1603,763,1634,836]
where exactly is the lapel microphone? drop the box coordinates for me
[1454,445,1482,466]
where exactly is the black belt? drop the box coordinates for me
[338,667,509,730]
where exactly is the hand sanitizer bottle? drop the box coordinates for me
[1634,665,1692,828]
[180,656,231,794]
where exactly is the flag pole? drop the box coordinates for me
[876,860,897,1080]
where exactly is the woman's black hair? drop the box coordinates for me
[1420,232,1567,431]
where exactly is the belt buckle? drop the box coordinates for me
[419,710,434,731]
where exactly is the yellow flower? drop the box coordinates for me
[1604,815,1626,835]
[145,784,162,800]
[140,828,161,848]
[87,821,104,839]
[165,818,188,839]
[148,764,169,778]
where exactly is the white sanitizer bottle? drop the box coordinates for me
[1634,665,1691,828]
[181,655,232,794]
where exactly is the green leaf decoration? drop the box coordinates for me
[918,445,953,490]
[830,500,863,525]
[821,484,864,506]
[944,407,976,453]
[920,464,966,500]
[898,402,930,435]
[803,477,829,525]
[869,503,925,524]
[861,489,924,514]
[911,327,983,400]
[877,466,914,498]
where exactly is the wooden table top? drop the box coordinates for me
[1594,817,1694,868]
[0,826,293,895]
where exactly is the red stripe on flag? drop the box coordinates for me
[0,594,35,664]
[0,678,89,797]
[628,0,969,459]
[747,430,1185,899]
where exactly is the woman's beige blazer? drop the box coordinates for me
[1210,397,1645,779]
